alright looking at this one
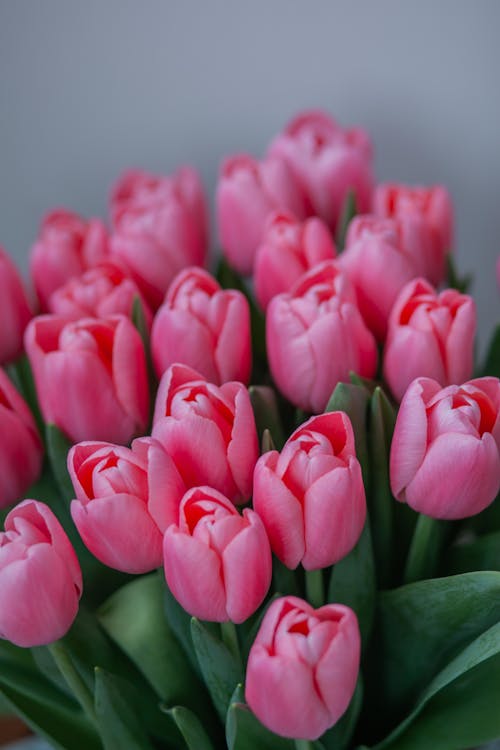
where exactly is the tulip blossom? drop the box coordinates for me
[0,500,82,647]
[163,486,271,622]
[0,246,33,365]
[0,369,42,509]
[25,314,149,444]
[254,211,336,310]
[384,278,476,401]
[245,596,360,739]
[69,438,185,573]
[373,183,453,285]
[253,412,366,570]
[109,167,208,309]
[216,154,306,275]
[151,266,251,383]
[152,364,258,504]
[390,377,500,519]
[30,209,108,310]
[267,260,377,413]
[268,109,373,232]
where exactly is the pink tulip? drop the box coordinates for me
[254,211,337,310]
[0,500,82,647]
[152,364,258,504]
[48,260,153,329]
[0,246,33,364]
[245,596,360,739]
[163,486,271,622]
[0,369,42,509]
[216,154,306,275]
[384,278,476,401]
[373,183,453,285]
[30,209,108,310]
[267,260,377,413]
[340,215,428,340]
[25,314,149,444]
[69,438,185,573]
[390,377,500,519]
[253,412,366,570]
[109,167,208,309]
[151,267,251,384]
[268,109,373,232]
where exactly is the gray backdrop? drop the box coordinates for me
[1,0,499,351]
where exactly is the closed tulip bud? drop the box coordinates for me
[254,211,336,310]
[253,412,366,570]
[110,167,208,309]
[151,266,251,384]
[25,314,149,444]
[390,377,500,519]
[69,438,185,573]
[0,246,33,364]
[152,364,258,503]
[268,109,373,232]
[163,486,271,622]
[0,500,82,647]
[384,278,476,401]
[267,260,377,413]
[216,154,306,276]
[30,209,108,310]
[373,183,453,285]
[0,369,42,509]
[245,596,360,739]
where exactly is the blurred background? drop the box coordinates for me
[0,0,499,349]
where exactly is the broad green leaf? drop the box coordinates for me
[163,579,201,677]
[321,675,363,750]
[94,668,156,750]
[336,189,357,251]
[226,685,294,750]
[167,706,215,750]
[46,423,74,500]
[325,381,370,485]
[191,618,242,722]
[443,530,500,574]
[481,323,500,377]
[249,385,285,449]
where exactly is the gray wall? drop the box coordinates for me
[1,0,499,350]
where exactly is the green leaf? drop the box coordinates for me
[225,685,294,750]
[163,579,201,677]
[403,514,446,584]
[325,381,370,485]
[167,706,215,750]
[443,530,500,574]
[191,618,242,722]
[94,667,156,750]
[445,254,472,294]
[481,323,500,377]
[336,189,357,251]
[249,385,285,450]
[321,674,363,750]
[6,354,45,438]
[132,295,157,418]
[46,423,74,500]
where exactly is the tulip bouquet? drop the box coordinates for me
[1,110,500,750]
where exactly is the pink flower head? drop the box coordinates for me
[0,246,33,365]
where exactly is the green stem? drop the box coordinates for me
[295,740,315,750]
[220,621,241,670]
[404,514,444,584]
[305,568,324,609]
[49,641,96,725]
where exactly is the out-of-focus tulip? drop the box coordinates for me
[268,109,373,232]
[373,183,453,285]
[216,154,306,276]
[0,500,82,647]
[267,260,377,413]
[25,314,149,444]
[253,412,366,570]
[245,596,360,740]
[0,369,42,509]
[109,167,208,309]
[69,438,185,573]
[0,246,33,364]
[390,377,500,519]
[152,364,258,504]
[30,209,108,310]
[163,486,271,622]
[151,267,251,383]
[384,278,476,401]
[254,211,336,310]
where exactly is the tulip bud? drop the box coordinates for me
[268,109,373,232]
[151,266,251,384]
[390,377,500,519]
[253,412,366,570]
[0,500,82,647]
[163,486,271,622]
[267,260,377,413]
[245,596,360,739]
[384,278,476,401]
[216,154,306,276]
[25,314,149,444]
[0,247,33,365]
[254,211,336,310]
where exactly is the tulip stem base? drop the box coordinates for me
[220,621,241,669]
[404,513,444,584]
[49,641,96,725]
[295,740,315,750]
[305,568,324,609]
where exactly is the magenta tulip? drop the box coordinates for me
[0,246,33,365]
[245,596,360,739]
[390,377,500,519]
[0,500,82,647]
[151,266,251,384]
[163,486,271,622]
